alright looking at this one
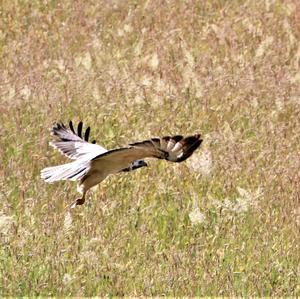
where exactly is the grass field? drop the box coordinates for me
[1,0,300,296]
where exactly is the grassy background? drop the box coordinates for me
[1,0,300,296]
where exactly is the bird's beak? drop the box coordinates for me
[132,160,147,170]
[140,161,148,167]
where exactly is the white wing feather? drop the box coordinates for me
[49,121,107,160]
[50,141,107,160]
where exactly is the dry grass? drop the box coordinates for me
[1,0,300,296]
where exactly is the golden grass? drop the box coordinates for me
[0,0,299,296]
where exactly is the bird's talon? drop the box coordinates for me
[68,198,85,209]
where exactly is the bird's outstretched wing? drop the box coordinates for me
[50,121,107,160]
[91,134,202,173]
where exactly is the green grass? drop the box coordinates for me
[0,0,300,296]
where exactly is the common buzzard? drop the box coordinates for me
[41,121,202,208]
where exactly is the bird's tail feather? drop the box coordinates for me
[41,160,89,183]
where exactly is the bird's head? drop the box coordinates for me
[121,159,148,172]
[132,159,148,170]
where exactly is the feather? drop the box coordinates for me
[84,127,90,141]
[77,121,83,138]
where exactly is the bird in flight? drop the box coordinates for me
[41,121,203,208]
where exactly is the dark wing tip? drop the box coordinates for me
[69,121,75,134]
[84,127,91,141]
[51,121,64,134]
[175,135,203,162]
[70,120,96,143]
[77,121,83,138]
[182,134,201,144]
[51,120,97,144]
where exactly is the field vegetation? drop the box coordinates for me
[0,0,299,296]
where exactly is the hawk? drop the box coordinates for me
[41,121,203,208]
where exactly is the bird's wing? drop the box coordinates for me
[49,121,107,160]
[91,134,202,173]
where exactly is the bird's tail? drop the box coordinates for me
[41,160,89,183]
